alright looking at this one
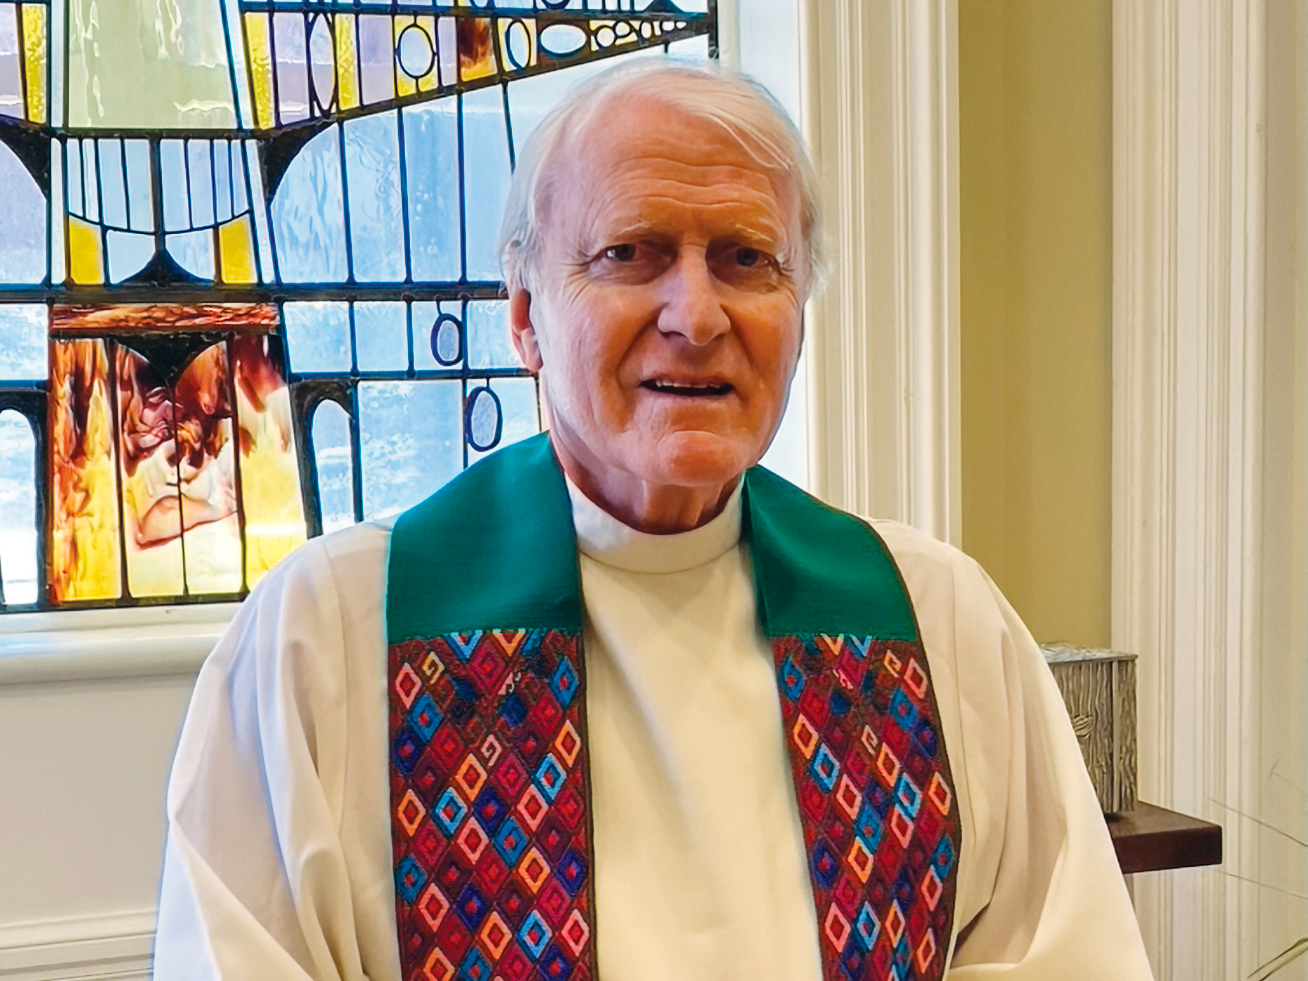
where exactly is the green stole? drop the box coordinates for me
[386,433,960,981]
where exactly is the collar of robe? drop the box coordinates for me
[386,433,961,981]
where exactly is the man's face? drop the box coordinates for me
[509,95,806,514]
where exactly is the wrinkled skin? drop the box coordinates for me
[509,94,807,533]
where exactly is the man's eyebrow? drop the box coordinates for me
[594,218,787,245]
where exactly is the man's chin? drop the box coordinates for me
[641,431,759,489]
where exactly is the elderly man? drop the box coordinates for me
[154,62,1153,981]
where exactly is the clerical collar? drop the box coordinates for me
[564,476,743,575]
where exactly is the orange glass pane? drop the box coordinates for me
[21,4,45,124]
[231,336,305,587]
[48,339,121,603]
[67,216,104,285]
[458,17,495,82]
[114,342,243,597]
[175,344,242,593]
[114,345,184,597]
[243,12,275,129]
[335,14,360,111]
[218,215,256,284]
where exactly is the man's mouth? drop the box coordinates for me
[641,380,733,397]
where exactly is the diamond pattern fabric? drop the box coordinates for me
[391,627,958,981]
[390,629,594,981]
[774,635,959,981]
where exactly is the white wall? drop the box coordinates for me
[0,608,226,980]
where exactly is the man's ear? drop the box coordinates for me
[508,287,544,373]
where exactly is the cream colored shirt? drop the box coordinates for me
[153,487,1154,980]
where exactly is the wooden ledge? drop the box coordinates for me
[1106,803,1223,874]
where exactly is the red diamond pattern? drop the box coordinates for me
[391,631,592,981]
[392,629,957,981]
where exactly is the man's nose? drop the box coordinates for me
[656,252,731,345]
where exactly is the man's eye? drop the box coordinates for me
[604,244,638,262]
[735,247,763,267]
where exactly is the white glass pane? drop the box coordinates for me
[0,410,37,605]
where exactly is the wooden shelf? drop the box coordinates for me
[1106,803,1223,874]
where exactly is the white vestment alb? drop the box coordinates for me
[153,485,1154,980]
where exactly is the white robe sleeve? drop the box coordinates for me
[152,526,397,981]
[874,521,1155,980]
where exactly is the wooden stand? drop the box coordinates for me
[1106,803,1223,874]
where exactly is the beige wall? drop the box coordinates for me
[958,0,1113,646]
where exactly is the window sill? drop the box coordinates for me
[0,603,237,687]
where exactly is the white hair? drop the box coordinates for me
[497,58,825,296]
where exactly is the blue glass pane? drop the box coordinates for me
[272,125,348,284]
[0,7,21,121]
[188,140,215,227]
[167,229,215,280]
[274,12,310,125]
[160,139,189,231]
[214,138,233,222]
[64,140,83,216]
[465,300,516,370]
[505,50,652,160]
[99,139,128,229]
[0,143,47,284]
[0,305,47,380]
[311,399,355,534]
[230,141,249,213]
[245,141,275,282]
[49,145,65,283]
[344,112,405,282]
[107,230,157,284]
[125,140,154,233]
[412,300,459,371]
[666,34,709,59]
[272,126,347,283]
[402,101,460,283]
[467,377,539,465]
[0,410,36,605]
[358,15,396,107]
[359,381,461,519]
[80,141,99,222]
[355,301,408,372]
[284,301,351,373]
[462,86,512,281]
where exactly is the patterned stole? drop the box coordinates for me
[386,434,961,981]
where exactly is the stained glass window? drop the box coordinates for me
[0,0,717,611]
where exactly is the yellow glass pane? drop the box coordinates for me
[244,13,275,129]
[231,336,305,587]
[498,17,537,73]
[420,17,442,93]
[459,17,495,82]
[219,215,257,284]
[335,15,360,111]
[67,216,104,285]
[394,18,416,98]
[21,4,45,124]
[49,339,122,603]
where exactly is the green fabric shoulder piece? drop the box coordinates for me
[743,466,919,642]
[387,433,581,641]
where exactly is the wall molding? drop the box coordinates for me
[0,605,232,687]
[1112,0,1265,977]
[801,0,960,542]
[0,910,154,981]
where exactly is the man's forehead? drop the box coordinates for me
[543,99,799,241]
